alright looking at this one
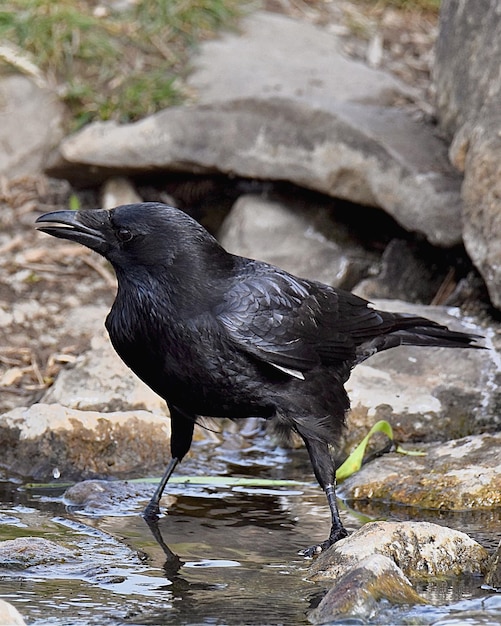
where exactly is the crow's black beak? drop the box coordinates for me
[36,210,109,253]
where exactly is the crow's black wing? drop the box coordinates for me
[213,262,384,378]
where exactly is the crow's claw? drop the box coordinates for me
[299,527,348,558]
[298,540,332,558]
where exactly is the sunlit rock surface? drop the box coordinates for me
[0,599,26,625]
[307,521,489,623]
[43,330,165,414]
[345,301,500,445]
[340,433,501,510]
[308,521,489,581]
[0,403,171,480]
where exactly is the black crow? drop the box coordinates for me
[36,202,482,556]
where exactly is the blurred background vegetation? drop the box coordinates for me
[0,0,244,128]
[0,0,439,130]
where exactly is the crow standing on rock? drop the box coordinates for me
[36,202,482,556]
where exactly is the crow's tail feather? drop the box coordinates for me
[396,324,483,350]
[355,313,484,364]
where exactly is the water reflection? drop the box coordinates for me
[112,487,327,626]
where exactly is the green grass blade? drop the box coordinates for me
[395,444,427,456]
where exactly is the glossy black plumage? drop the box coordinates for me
[36,202,482,556]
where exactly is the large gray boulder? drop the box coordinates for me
[46,11,462,247]
[187,10,408,108]
[434,0,501,308]
[434,0,501,141]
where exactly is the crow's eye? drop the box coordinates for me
[116,227,133,243]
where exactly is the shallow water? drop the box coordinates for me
[0,438,500,625]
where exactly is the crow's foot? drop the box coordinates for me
[299,527,348,558]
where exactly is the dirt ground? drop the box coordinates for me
[0,2,440,414]
[0,176,114,413]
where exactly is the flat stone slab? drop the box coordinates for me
[187,11,409,109]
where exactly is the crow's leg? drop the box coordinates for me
[143,406,195,521]
[298,434,348,557]
[143,457,179,520]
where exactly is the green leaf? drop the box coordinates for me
[336,420,427,481]
[336,419,394,482]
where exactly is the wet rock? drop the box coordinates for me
[308,553,425,624]
[485,539,501,589]
[434,0,501,309]
[45,12,461,247]
[0,75,66,178]
[218,194,374,288]
[43,331,165,413]
[63,479,153,515]
[345,301,500,445]
[0,537,76,568]
[308,521,489,582]
[0,513,163,604]
[0,599,26,625]
[0,403,171,480]
[340,433,501,510]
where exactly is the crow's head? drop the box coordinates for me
[36,202,221,271]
